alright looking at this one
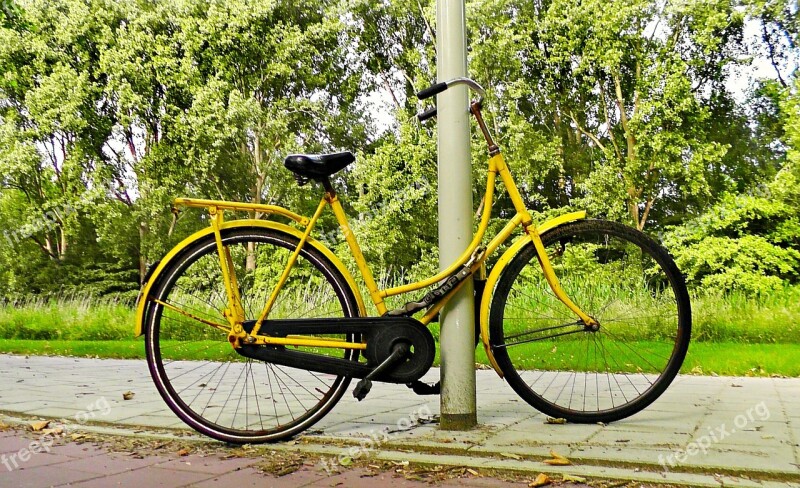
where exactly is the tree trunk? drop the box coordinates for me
[139,222,149,283]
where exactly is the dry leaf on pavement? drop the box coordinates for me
[29,420,50,431]
[545,417,567,424]
[543,450,571,466]
[562,474,587,482]
[528,473,552,487]
[123,391,135,400]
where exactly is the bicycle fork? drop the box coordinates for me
[471,101,598,329]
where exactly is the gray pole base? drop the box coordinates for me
[440,412,478,431]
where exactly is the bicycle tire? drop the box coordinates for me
[489,219,691,423]
[143,226,360,443]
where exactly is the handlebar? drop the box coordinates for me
[415,77,498,152]
[416,78,486,102]
[417,82,448,100]
[417,107,438,122]
[415,78,486,123]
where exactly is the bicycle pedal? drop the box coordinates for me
[407,380,441,396]
[353,379,372,401]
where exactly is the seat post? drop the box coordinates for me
[320,177,335,196]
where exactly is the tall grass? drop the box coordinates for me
[690,286,800,343]
[0,286,798,344]
[0,294,134,341]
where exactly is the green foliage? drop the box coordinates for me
[663,173,800,295]
[339,118,439,279]
[0,0,797,301]
[469,0,754,230]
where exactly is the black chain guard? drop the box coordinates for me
[237,316,434,384]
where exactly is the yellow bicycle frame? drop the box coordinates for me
[134,151,592,375]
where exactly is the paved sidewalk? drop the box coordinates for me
[1,355,799,487]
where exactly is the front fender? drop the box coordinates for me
[134,220,367,337]
[478,211,587,377]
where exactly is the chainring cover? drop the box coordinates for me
[364,320,435,384]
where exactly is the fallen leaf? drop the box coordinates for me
[545,417,567,424]
[177,448,190,456]
[70,433,86,441]
[500,452,522,460]
[41,427,64,436]
[339,457,352,466]
[466,468,479,476]
[123,391,135,400]
[543,450,571,466]
[529,473,551,487]
[30,420,50,431]
[562,474,586,483]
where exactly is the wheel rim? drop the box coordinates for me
[492,222,688,419]
[145,229,358,441]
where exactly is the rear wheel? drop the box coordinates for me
[489,220,691,423]
[143,226,360,443]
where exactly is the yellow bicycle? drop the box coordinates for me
[135,78,691,444]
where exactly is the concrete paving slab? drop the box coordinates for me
[1,354,799,486]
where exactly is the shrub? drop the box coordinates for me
[663,167,800,295]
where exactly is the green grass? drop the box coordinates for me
[1,287,799,377]
[690,287,800,343]
[680,343,800,377]
[0,339,143,358]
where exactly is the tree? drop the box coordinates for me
[0,0,120,261]
[468,0,754,230]
[98,0,370,280]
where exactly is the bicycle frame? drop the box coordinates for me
[134,94,597,375]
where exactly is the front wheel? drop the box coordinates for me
[142,226,361,443]
[489,220,691,423]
